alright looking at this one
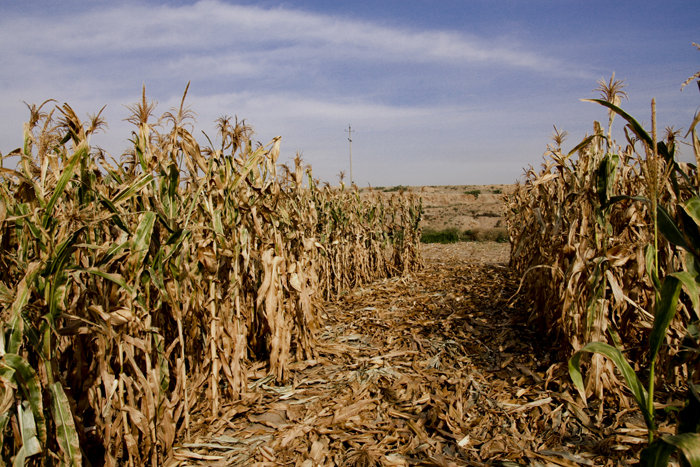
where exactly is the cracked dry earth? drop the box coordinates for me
[172,243,643,466]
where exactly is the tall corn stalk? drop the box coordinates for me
[507,70,700,464]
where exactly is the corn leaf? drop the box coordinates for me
[569,342,651,428]
[7,262,41,354]
[84,268,146,309]
[95,236,131,267]
[132,211,156,263]
[50,381,82,466]
[42,141,87,229]
[0,411,10,450]
[98,197,130,234]
[678,206,700,257]
[111,172,153,205]
[43,227,83,278]
[649,276,683,364]
[85,269,134,296]
[642,433,700,467]
[567,135,598,157]
[685,197,700,227]
[657,204,691,252]
[671,271,700,314]
[646,243,662,291]
[640,439,675,467]
[596,153,619,207]
[13,401,42,467]
[2,353,46,445]
[583,98,654,147]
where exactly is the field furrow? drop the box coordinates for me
[174,244,652,466]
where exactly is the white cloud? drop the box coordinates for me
[0,0,571,74]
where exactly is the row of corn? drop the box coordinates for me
[0,88,422,465]
[505,75,700,429]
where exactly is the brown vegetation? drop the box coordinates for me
[0,89,421,465]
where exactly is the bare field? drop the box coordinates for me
[363,184,513,235]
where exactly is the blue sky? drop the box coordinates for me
[1,0,698,186]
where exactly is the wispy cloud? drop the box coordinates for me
[1,0,574,75]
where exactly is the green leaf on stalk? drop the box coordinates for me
[672,271,700,316]
[95,237,131,268]
[213,210,224,236]
[678,205,700,257]
[43,227,84,278]
[682,197,700,259]
[50,381,82,466]
[46,270,68,327]
[111,172,154,205]
[42,141,88,229]
[2,353,47,445]
[132,211,156,263]
[656,140,672,163]
[162,228,190,262]
[13,401,42,467]
[657,204,691,251]
[98,197,130,234]
[596,153,619,208]
[646,244,661,291]
[0,411,10,452]
[642,433,700,467]
[569,342,652,429]
[685,197,700,226]
[567,135,598,158]
[687,252,700,284]
[649,275,682,365]
[640,439,674,467]
[85,269,134,296]
[167,162,179,200]
[85,268,146,309]
[582,98,654,147]
[7,262,42,354]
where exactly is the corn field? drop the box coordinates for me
[0,88,421,465]
[505,76,700,422]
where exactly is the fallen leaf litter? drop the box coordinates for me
[172,242,656,466]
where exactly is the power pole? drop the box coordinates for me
[346,124,354,185]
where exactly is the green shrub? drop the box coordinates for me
[421,227,508,243]
[421,228,461,243]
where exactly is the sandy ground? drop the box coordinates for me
[362,184,513,234]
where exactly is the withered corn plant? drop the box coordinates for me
[507,70,700,464]
[0,86,422,465]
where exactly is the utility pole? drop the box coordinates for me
[346,124,354,185]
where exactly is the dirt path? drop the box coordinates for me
[172,243,637,466]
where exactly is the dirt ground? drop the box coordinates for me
[416,185,511,233]
[363,185,513,234]
[171,243,649,466]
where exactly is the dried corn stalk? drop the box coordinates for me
[506,105,695,405]
[0,88,422,465]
